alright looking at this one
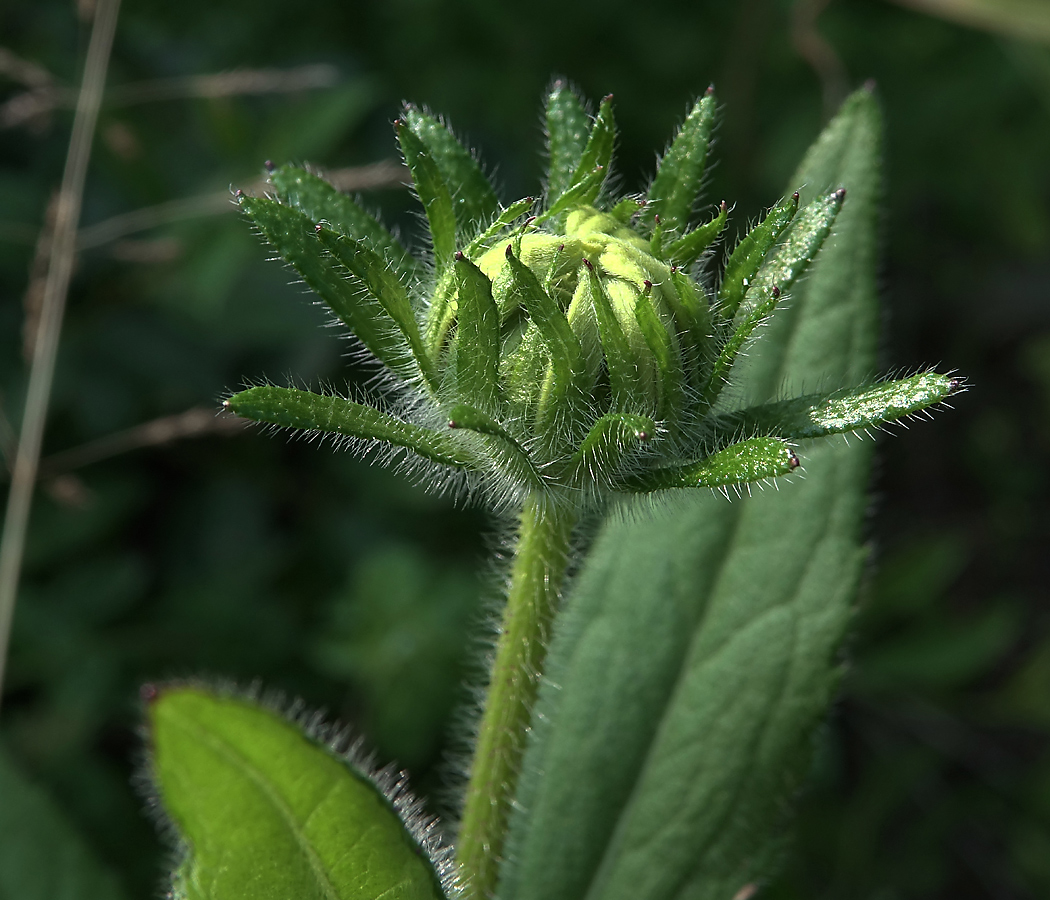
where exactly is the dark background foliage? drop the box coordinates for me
[2,0,1049,897]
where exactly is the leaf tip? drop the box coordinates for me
[263,159,275,174]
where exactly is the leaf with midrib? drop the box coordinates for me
[0,745,126,900]
[149,687,447,900]
[499,86,882,900]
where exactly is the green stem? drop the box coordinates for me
[457,495,577,898]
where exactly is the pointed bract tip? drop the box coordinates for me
[670,265,679,273]
[448,419,459,429]
[788,451,801,470]
[140,683,159,704]
[582,258,594,271]
[948,376,966,391]
[235,189,244,199]
[720,200,728,211]
[654,214,661,225]
[792,191,800,202]
[602,93,614,103]
[264,159,275,173]
[772,284,781,298]
[834,187,847,201]
[506,243,514,258]
[523,215,537,228]
[558,243,565,251]
[637,431,650,441]
[706,84,716,95]
[643,280,653,293]
[454,250,465,261]
[315,223,323,233]
[863,78,877,93]
[553,78,565,90]
[222,399,231,409]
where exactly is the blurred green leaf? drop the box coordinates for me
[259,81,378,163]
[149,686,446,900]
[500,87,882,900]
[312,545,480,769]
[0,745,126,900]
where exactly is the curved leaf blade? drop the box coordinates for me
[500,85,883,900]
[148,687,448,900]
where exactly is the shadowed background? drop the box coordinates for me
[2,0,1049,897]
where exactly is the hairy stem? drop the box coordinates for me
[457,496,577,898]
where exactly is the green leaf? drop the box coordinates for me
[465,197,536,257]
[664,268,714,385]
[535,165,607,227]
[316,227,437,389]
[647,89,718,234]
[583,261,639,412]
[633,289,682,421]
[0,746,126,900]
[736,188,846,322]
[662,201,727,268]
[226,385,473,469]
[396,121,458,267]
[240,196,412,376]
[568,413,656,481]
[702,280,783,407]
[268,164,420,283]
[446,403,544,489]
[545,81,590,204]
[449,253,501,409]
[148,687,448,900]
[500,85,882,900]
[714,371,960,441]
[622,436,800,492]
[500,248,585,425]
[403,105,501,234]
[717,191,799,321]
[570,94,616,205]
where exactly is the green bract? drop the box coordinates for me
[226,82,959,513]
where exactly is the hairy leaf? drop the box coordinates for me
[501,85,882,900]
[397,121,457,266]
[148,687,446,900]
[0,747,125,900]
[647,90,717,234]
[268,164,420,283]
[570,94,616,205]
[449,253,501,409]
[226,385,473,469]
[717,192,798,321]
[715,371,960,442]
[403,105,500,234]
[623,436,799,492]
[316,227,437,388]
[240,196,411,375]
[545,81,590,203]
